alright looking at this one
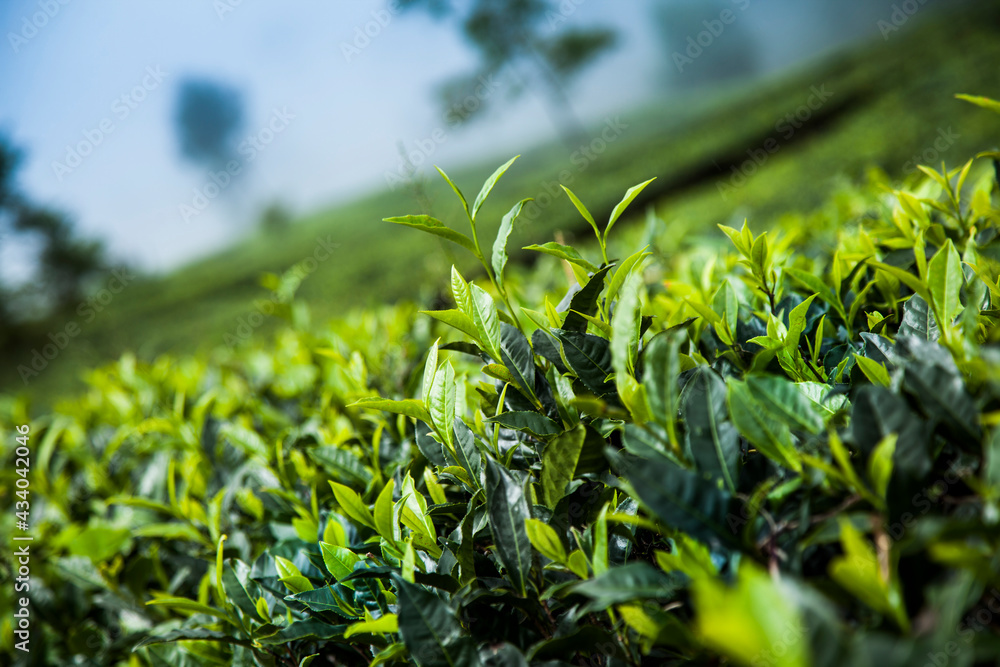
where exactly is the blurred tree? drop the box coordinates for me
[398,0,616,149]
[0,138,106,346]
[259,201,293,235]
[173,78,245,169]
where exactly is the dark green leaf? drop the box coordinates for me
[568,562,677,611]
[257,619,350,644]
[727,381,801,472]
[453,419,483,489]
[551,329,615,397]
[681,366,739,492]
[134,628,253,648]
[745,375,824,434]
[607,449,738,548]
[903,363,981,449]
[643,330,683,439]
[485,411,562,437]
[484,458,533,596]
[562,265,613,332]
[499,323,538,404]
[899,294,940,341]
[541,424,586,508]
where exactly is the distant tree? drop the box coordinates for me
[0,138,105,345]
[173,78,245,169]
[397,0,616,148]
[259,201,293,235]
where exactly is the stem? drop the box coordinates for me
[804,356,826,383]
[468,214,526,335]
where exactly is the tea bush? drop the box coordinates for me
[4,96,1000,666]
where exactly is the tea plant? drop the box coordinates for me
[3,96,1000,666]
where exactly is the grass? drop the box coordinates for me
[5,0,999,404]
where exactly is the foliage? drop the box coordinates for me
[5,97,1000,666]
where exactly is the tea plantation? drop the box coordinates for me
[3,91,1000,665]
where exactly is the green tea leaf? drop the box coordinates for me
[469,284,502,361]
[375,479,398,543]
[435,166,469,218]
[429,361,457,449]
[499,323,538,404]
[694,564,808,667]
[560,185,600,239]
[522,242,599,272]
[727,380,801,472]
[392,573,482,667]
[320,542,361,587]
[329,481,376,530]
[344,613,398,638]
[608,450,737,548]
[854,355,891,387]
[606,178,656,240]
[745,375,824,434]
[485,411,562,437]
[868,434,897,500]
[927,239,963,326]
[898,294,940,341]
[452,418,482,489]
[541,424,586,508]
[274,556,314,594]
[642,331,683,445]
[552,329,615,397]
[473,155,519,221]
[492,198,531,289]
[611,264,645,379]
[956,93,1000,115]
[484,458,533,596]
[562,264,613,332]
[829,519,909,631]
[682,366,739,492]
[350,397,431,424]
[570,562,676,610]
[524,518,567,563]
[384,215,476,254]
[421,309,482,343]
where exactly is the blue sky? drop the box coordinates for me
[0,0,927,279]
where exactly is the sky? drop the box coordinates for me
[0,0,936,282]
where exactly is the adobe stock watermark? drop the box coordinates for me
[900,127,960,174]
[51,66,168,182]
[223,236,339,347]
[16,267,135,384]
[383,74,504,191]
[7,0,72,54]
[878,0,933,40]
[179,107,295,223]
[672,0,752,73]
[340,1,402,62]
[716,84,834,201]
